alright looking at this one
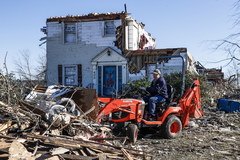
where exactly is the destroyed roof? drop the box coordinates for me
[47,12,127,22]
[206,69,224,78]
[205,68,223,72]
[205,68,224,84]
[125,48,187,57]
[195,61,206,70]
[125,48,188,73]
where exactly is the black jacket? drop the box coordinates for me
[146,77,168,98]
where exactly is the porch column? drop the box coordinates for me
[92,62,97,89]
[121,61,127,84]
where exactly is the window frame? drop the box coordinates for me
[104,21,115,37]
[63,23,77,44]
[63,65,78,86]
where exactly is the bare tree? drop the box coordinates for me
[0,52,25,105]
[215,1,240,65]
[207,0,240,89]
[35,48,46,84]
[14,49,46,88]
[2,52,11,104]
[15,50,34,81]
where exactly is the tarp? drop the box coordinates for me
[217,99,240,112]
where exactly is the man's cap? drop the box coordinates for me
[152,69,161,75]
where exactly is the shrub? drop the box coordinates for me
[164,71,210,105]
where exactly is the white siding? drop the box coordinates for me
[126,18,156,50]
[80,20,121,47]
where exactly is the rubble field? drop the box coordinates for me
[136,106,240,160]
[0,84,239,159]
[0,86,153,160]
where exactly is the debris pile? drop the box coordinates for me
[0,85,151,160]
[137,106,240,159]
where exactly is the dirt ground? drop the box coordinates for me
[134,106,240,160]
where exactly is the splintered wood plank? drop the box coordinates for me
[79,149,88,156]
[51,147,69,155]
[83,147,97,156]
[58,154,98,160]
[0,121,12,135]
[88,147,103,153]
[121,148,133,160]
[106,154,124,159]
[0,154,9,158]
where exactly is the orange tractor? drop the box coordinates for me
[96,56,203,143]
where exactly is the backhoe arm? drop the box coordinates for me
[179,78,203,127]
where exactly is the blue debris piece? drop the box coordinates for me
[229,101,240,112]
[217,99,240,112]
[217,99,229,111]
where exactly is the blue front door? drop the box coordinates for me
[103,66,116,96]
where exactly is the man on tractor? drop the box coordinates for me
[145,69,168,121]
[96,56,203,143]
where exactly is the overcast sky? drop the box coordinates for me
[0,0,238,77]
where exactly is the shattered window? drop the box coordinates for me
[64,23,76,43]
[104,21,115,36]
[64,65,77,86]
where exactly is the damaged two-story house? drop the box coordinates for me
[41,11,198,96]
[41,12,156,96]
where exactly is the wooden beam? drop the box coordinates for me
[58,154,98,160]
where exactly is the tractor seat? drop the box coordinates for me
[156,84,175,109]
[166,84,175,104]
[166,84,178,107]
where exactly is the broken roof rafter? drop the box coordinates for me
[125,48,188,73]
[125,48,187,57]
[47,12,127,23]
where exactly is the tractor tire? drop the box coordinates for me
[162,115,182,139]
[127,124,138,144]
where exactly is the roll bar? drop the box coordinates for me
[157,55,186,97]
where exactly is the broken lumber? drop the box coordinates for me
[58,154,98,160]
[121,148,134,160]
[47,133,148,156]
[23,133,119,153]
[18,100,46,117]
[23,133,151,159]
